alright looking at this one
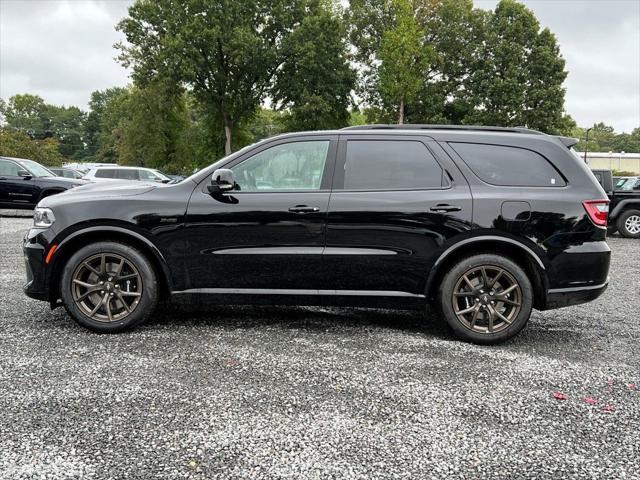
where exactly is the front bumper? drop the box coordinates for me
[23,228,54,302]
[544,280,609,310]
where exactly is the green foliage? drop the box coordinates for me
[466,0,568,133]
[116,0,315,154]
[273,4,356,131]
[0,94,88,158]
[573,123,640,152]
[378,0,432,124]
[0,128,64,166]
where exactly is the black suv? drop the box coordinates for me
[0,157,86,209]
[23,125,611,344]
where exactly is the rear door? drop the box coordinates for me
[324,135,473,296]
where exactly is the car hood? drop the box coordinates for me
[38,176,88,187]
[39,181,158,208]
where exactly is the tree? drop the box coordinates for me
[117,0,313,155]
[116,82,195,174]
[0,128,64,166]
[273,4,356,131]
[0,94,52,138]
[378,0,432,124]
[466,0,569,133]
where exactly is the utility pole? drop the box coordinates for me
[583,127,593,164]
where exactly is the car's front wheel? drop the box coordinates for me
[438,254,533,344]
[616,209,640,238]
[60,241,158,332]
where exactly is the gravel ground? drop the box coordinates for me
[0,215,638,480]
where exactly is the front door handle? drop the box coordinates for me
[289,205,320,213]
[430,204,462,213]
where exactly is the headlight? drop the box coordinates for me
[33,207,55,228]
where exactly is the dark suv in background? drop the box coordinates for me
[23,125,610,344]
[0,157,86,209]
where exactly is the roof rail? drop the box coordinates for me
[341,124,545,135]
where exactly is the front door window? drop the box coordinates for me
[232,141,330,191]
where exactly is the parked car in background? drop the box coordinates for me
[24,125,611,344]
[591,169,640,238]
[83,166,174,183]
[49,167,85,180]
[615,176,640,191]
[0,157,87,210]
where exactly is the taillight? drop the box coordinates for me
[582,200,609,227]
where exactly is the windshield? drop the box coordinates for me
[183,142,260,184]
[151,169,171,181]
[17,159,55,177]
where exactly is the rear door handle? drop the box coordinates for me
[430,204,462,213]
[289,205,320,213]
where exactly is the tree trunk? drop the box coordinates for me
[398,99,404,125]
[224,125,232,155]
[223,111,233,155]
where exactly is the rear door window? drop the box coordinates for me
[450,143,565,187]
[342,140,444,190]
[116,169,139,180]
[95,169,116,179]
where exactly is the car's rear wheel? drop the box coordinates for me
[60,241,158,332]
[438,254,533,344]
[616,209,640,238]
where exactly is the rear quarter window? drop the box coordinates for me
[450,142,566,187]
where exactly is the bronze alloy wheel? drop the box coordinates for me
[71,252,143,323]
[451,265,523,334]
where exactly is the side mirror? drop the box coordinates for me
[18,170,32,180]
[207,168,235,194]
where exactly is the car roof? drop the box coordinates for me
[93,166,155,170]
[264,124,576,148]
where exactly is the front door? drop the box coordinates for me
[184,136,337,292]
[324,135,473,296]
[0,159,39,208]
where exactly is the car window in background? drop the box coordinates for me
[232,140,330,191]
[17,159,55,177]
[620,178,640,190]
[116,169,139,181]
[139,169,170,182]
[450,143,566,187]
[344,140,444,190]
[0,160,21,176]
[95,169,116,179]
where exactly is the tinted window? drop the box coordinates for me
[116,169,139,180]
[343,140,443,190]
[232,140,329,191]
[0,160,20,176]
[95,169,115,178]
[450,143,565,187]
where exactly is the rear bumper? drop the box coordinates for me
[543,280,609,310]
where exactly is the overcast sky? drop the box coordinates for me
[1,0,639,132]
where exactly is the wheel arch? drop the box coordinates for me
[48,226,172,304]
[425,236,549,310]
[38,188,66,203]
[610,200,640,220]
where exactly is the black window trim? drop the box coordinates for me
[448,141,569,188]
[199,135,339,194]
[332,135,452,192]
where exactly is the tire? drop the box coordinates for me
[616,209,640,239]
[60,241,158,333]
[438,254,533,345]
